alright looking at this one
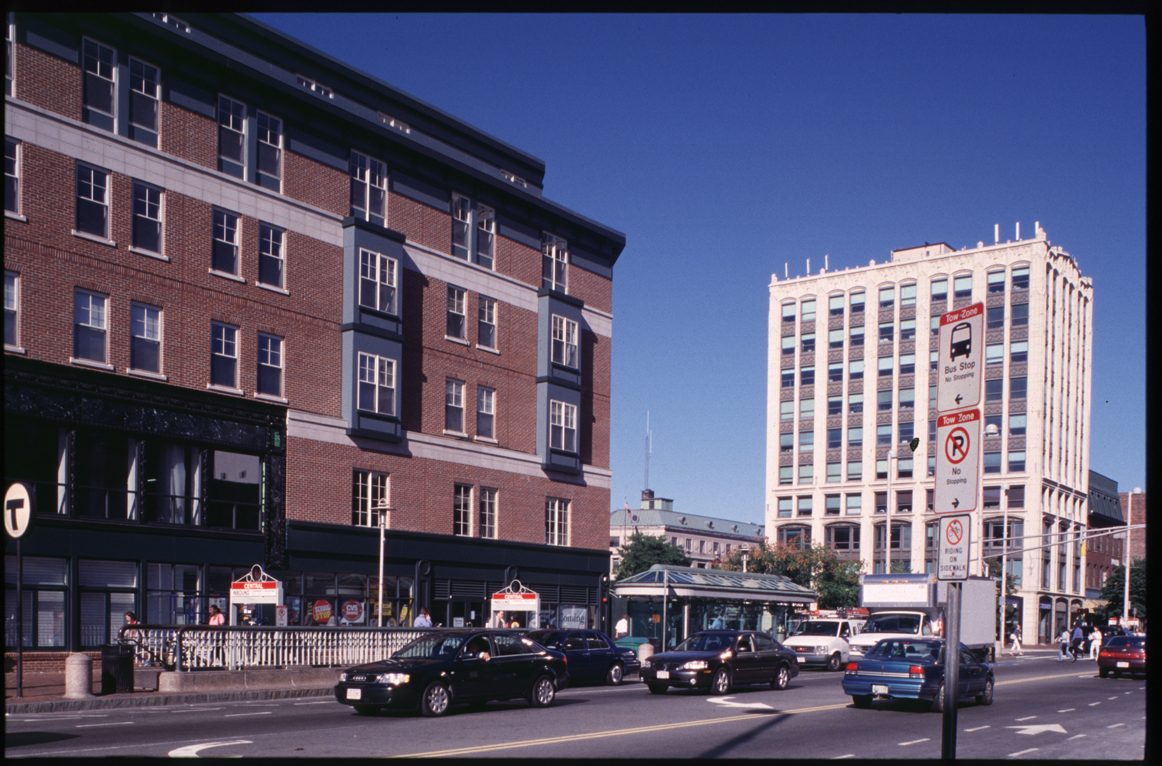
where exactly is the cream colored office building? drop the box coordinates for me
[765,224,1092,644]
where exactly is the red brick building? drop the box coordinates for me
[4,12,624,652]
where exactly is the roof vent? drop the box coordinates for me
[680,517,687,525]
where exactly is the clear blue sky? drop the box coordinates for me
[256,13,1146,526]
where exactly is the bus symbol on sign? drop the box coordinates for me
[949,322,972,361]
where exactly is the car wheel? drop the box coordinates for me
[852,694,872,708]
[420,681,451,717]
[976,676,994,706]
[353,704,379,715]
[606,662,624,686]
[826,653,842,672]
[1099,667,1109,678]
[930,682,946,713]
[771,664,790,691]
[529,675,556,708]
[710,667,731,695]
[648,683,667,694]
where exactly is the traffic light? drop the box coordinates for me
[908,437,920,453]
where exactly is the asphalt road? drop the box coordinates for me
[5,659,1146,759]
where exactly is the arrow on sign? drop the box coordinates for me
[952,499,960,509]
[955,394,963,405]
[1005,724,1067,736]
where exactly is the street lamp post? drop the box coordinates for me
[377,501,393,628]
[885,449,897,575]
[1123,488,1140,630]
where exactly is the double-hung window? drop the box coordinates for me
[879,286,894,309]
[131,181,162,254]
[900,283,917,307]
[550,400,577,453]
[850,326,864,347]
[850,291,865,314]
[986,343,1003,366]
[358,353,395,415]
[4,271,19,348]
[210,322,238,389]
[829,294,844,316]
[74,289,107,364]
[953,274,972,299]
[128,58,159,146]
[479,488,497,539]
[352,470,389,527]
[76,164,109,239]
[1011,266,1030,291]
[452,195,471,260]
[1011,303,1029,327]
[82,39,116,131]
[257,333,283,398]
[828,361,843,382]
[930,278,948,303]
[801,333,815,353]
[782,335,795,356]
[987,270,1006,294]
[358,249,397,314]
[1010,340,1028,364]
[478,297,497,350]
[451,194,496,269]
[899,353,915,375]
[445,379,465,433]
[4,138,18,215]
[800,299,816,322]
[847,426,862,448]
[782,303,796,323]
[829,329,843,349]
[879,322,893,343]
[542,234,568,292]
[453,484,472,536]
[350,151,387,227]
[218,96,246,179]
[848,359,864,380]
[477,387,495,440]
[258,223,285,289]
[545,498,570,546]
[130,303,161,374]
[211,209,240,277]
[899,387,915,410]
[987,306,1004,330]
[899,319,916,342]
[446,286,467,341]
[552,315,579,368]
[255,112,282,191]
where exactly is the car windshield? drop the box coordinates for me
[863,615,922,634]
[392,634,468,659]
[527,631,565,647]
[792,621,839,637]
[675,633,736,652]
[865,639,942,662]
[1107,636,1145,649]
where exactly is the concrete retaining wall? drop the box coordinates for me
[158,667,340,694]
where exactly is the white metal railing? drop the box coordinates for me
[117,625,431,671]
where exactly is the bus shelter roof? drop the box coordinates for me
[611,564,817,604]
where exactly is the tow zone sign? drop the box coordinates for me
[935,409,980,514]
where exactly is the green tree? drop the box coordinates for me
[613,531,692,580]
[1100,559,1146,623]
[720,540,861,610]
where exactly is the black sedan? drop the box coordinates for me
[841,637,994,712]
[640,630,799,695]
[334,629,569,716]
[526,629,641,685]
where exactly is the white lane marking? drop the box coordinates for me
[964,725,990,732]
[1088,701,1101,706]
[1008,748,1039,757]
[1005,724,1067,735]
[1057,708,1075,713]
[1107,696,1118,700]
[167,740,252,758]
[293,700,335,705]
[831,755,855,759]
[76,721,134,728]
[165,708,224,713]
[1068,734,1086,741]
[898,738,930,746]
[1107,723,1126,729]
[707,696,774,710]
[1015,715,1037,721]
[223,711,272,717]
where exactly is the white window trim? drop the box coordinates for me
[358,248,398,315]
[542,233,568,293]
[217,94,247,178]
[129,301,162,375]
[5,137,22,220]
[5,270,24,353]
[258,222,286,290]
[128,55,161,135]
[551,314,579,369]
[445,285,467,343]
[257,332,284,400]
[453,483,473,537]
[352,469,390,528]
[356,351,396,416]
[550,399,578,453]
[131,180,164,255]
[210,321,240,392]
[444,378,466,436]
[476,386,496,444]
[82,37,117,129]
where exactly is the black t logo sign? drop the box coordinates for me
[7,497,24,531]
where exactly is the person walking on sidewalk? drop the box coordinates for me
[1070,624,1084,662]
[1088,627,1102,660]
[1057,628,1070,661]
[1009,624,1024,656]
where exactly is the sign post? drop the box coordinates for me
[5,482,36,699]
[934,302,985,761]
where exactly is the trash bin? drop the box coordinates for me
[101,643,135,694]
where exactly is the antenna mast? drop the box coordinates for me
[644,412,652,492]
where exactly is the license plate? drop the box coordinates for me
[346,688,362,700]
[872,684,889,695]
[656,670,670,679]
[1117,661,1130,668]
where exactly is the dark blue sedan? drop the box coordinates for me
[526,629,641,685]
[841,637,994,712]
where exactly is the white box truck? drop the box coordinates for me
[848,573,997,660]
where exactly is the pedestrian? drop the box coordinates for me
[1070,623,1084,662]
[207,604,226,667]
[710,614,724,629]
[208,604,225,625]
[615,614,629,639]
[414,607,433,628]
[1057,628,1070,661]
[1089,626,1102,660]
[1009,624,1023,656]
[488,610,504,628]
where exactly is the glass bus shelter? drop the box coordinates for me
[610,564,818,650]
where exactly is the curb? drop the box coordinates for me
[6,686,334,715]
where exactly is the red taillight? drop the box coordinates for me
[845,662,858,672]
[908,665,925,676]
[1100,651,1110,659]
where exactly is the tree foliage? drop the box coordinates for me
[1100,559,1146,622]
[613,531,692,581]
[719,540,862,610]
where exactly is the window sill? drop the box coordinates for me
[209,269,246,284]
[474,436,498,445]
[127,368,168,382]
[257,283,290,296]
[207,384,245,396]
[5,211,27,222]
[69,357,113,371]
[5,345,27,354]
[129,246,169,262]
[442,429,469,439]
[255,392,288,404]
[476,345,500,355]
[445,335,469,346]
[72,230,117,248]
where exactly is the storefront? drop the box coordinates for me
[610,565,817,650]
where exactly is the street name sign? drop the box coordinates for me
[934,409,980,514]
[937,514,971,581]
[936,303,985,412]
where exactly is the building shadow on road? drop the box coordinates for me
[694,710,788,759]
